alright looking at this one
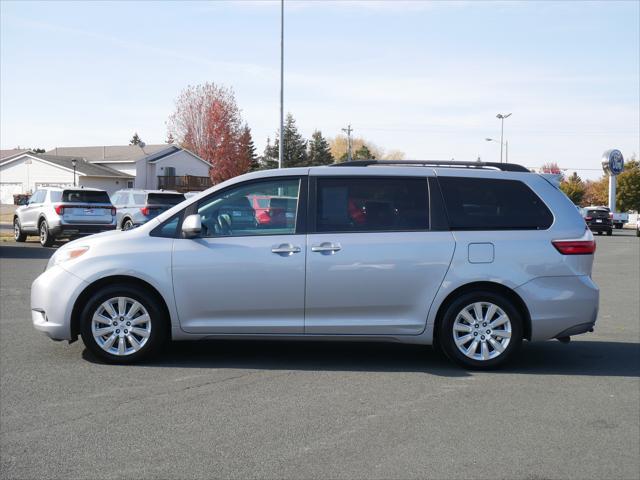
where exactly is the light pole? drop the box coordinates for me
[485,137,509,163]
[278,0,284,169]
[71,159,77,186]
[496,113,512,163]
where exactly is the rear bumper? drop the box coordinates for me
[515,275,599,341]
[586,223,612,232]
[31,265,87,341]
[51,223,116,237]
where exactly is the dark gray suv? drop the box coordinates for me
[111,189,185,230]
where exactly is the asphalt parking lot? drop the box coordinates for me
[1,231,639,480]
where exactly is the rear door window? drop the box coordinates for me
[438,177,553,230]
[62,190,111,204]
[315,177,429,233]
[147,193,186,206]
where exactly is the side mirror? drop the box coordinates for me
[182,214,202,238]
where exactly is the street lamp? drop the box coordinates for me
[71,159,77,186]
[496,113,512,163]
[485,137,509,163]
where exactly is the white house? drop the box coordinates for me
[0,152,134,204]
[0,144,212,203]
[47,144,212,190]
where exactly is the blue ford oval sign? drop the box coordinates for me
[602,149,624,176]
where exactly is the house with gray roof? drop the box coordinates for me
[0,151,133,204]
[46,144,212,192]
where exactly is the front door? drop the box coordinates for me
[305,175,455,335]
[21,189,45,229]
[172,176,307,334]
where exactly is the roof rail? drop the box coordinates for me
[331,160,530,172]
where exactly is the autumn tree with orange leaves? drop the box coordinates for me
[167,83,253,184]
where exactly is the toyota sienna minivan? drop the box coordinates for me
[31,161,599,369]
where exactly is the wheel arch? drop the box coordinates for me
[432,281,532,344]
[70,275,171,339]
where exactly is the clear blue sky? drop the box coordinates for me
[1,0,638,178]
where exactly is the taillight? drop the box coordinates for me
[54,204,64,215]
[552,240,596,255]
[609,213,613,219]
[140,207,150,216]
[585,216,592,220]
[111,207,116,216]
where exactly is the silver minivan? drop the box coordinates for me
[30,161,599,369]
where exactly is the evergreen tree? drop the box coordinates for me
[307,130,334,166]
[240,125,260,172]
[261,137,279,170]
[340,143,375,161]
[129,132,143,145]
[282,113,308,168]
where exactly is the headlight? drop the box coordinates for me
[47,246,90,270]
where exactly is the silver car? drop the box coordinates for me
[14,187,116,247]
[30,161,599,369]
[111,189,186,230]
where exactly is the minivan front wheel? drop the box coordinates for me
[80,285,167,364]
[439,291,523,369]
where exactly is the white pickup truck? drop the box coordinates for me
[612,211,629,229]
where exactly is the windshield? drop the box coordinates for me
[62,190,111,203]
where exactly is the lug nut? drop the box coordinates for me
[482,322,487,327]
[124,329,128,334]
[115,329,120,334]
[486,330,491,334]
[481,335,485,340]
[126,321,131,326]
[473,332,478,336]
[112,321,117,326]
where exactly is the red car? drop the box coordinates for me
[248,195,297,227]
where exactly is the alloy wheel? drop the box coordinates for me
[91,296,152,356]
[452,302,512,361]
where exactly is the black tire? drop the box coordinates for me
[438,290,523,370]
[636,228,639,237]
[39,219,55,247]
[79,284,168,364]
[13,218,27,242]
[606,229,613,236]
[615,224,622,229]
[597,231,602,235]
[121,218,134,230]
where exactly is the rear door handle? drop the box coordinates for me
[271,244,302,255]
[311,242,342,254]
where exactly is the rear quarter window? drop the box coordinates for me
[438,177,553,230]
[62,190,111,204]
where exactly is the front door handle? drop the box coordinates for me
[271,244,302,256]
[311,242,342,254]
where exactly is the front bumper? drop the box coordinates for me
[515,275,599,341]
[31,265,88,341]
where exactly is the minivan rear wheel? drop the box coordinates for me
[79,284,168,364]
[439,291,523,369]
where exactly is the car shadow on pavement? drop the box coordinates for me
[0,244,57,259]
[83,338,640,377]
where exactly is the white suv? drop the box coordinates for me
[30,161,599,369]
[14,187,116,246]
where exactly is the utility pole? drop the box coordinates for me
[496,113,512,163]
[341,124,353,162]
[278,0,284,169]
